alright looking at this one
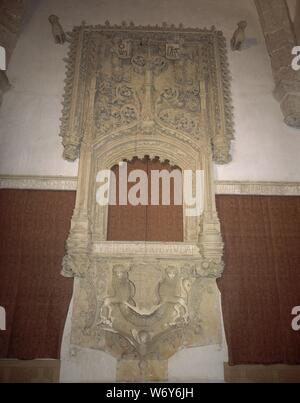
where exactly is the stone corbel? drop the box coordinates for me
[255,0,300,128]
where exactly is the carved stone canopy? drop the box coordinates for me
[60,22,234,382]
[60,22,234,164]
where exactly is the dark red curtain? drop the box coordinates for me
[217,195,300,365]
[1,190,299,364]
[0,190,75,359]
[107,157,183,242]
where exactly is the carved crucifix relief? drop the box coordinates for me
[60,22,234,382]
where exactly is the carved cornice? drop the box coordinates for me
[71,20,228,34]
[93,241,201,257]
[1,175,300,196]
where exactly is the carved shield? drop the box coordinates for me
[129,263,162,311]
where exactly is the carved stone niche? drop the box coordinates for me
[60,22,234,382]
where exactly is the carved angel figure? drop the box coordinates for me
[231,21,247,51]
[48,15,66,45]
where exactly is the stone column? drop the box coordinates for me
[255,0,300,128]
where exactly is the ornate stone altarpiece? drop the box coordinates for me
[60,21,234,382]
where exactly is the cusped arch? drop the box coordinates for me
[93,132,204,172]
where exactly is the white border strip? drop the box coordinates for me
[0,175,78,191]
[216,181,300,196]
[0,176,300,196]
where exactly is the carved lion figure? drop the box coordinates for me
[158,266,191,324]
[99,265,136,325]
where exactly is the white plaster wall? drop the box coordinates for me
[168,345,226,383]
[60,284,117,383]
[0,0,300,181]
[168,293,228,383]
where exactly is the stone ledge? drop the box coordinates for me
[0,360,60,383]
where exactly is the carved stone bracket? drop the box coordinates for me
[70,256,222,381]
[255,0,300,128]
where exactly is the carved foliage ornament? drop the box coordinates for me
[59,22,234,164]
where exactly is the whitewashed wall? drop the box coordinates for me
[1,0,299,383]
[0,0,300,181]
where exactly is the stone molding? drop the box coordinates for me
[1,175,300,196]
[215,180,300,196]
[224,363,300,383]
[0,175,78,191]
[0,360,60,383]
